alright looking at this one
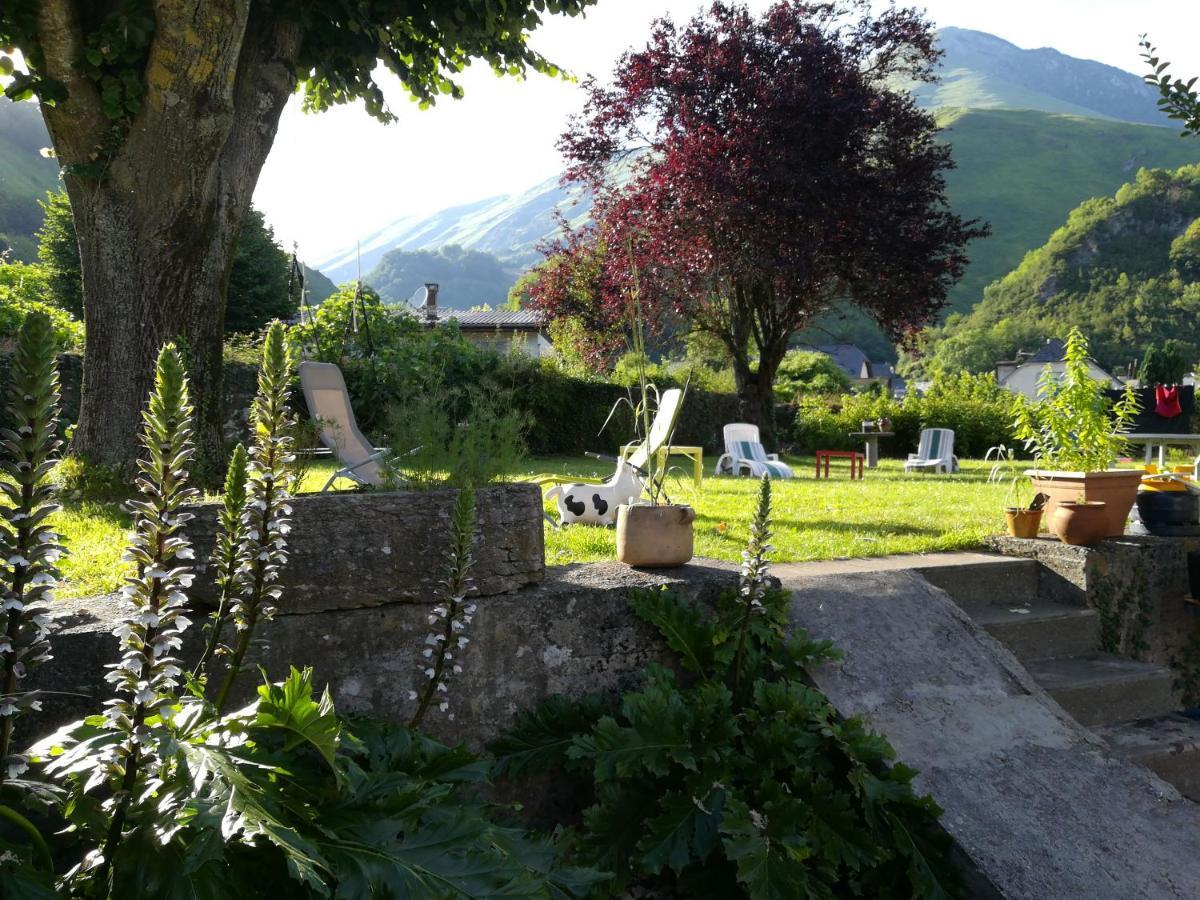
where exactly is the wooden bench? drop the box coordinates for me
[815,449,864,479]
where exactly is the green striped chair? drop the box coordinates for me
[904,427,960,474]
[715,423,793,479]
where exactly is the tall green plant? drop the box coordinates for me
[1012,327,1140,472]
[493,475,958,898]
[97,342,200,883]
[215,322,296,712]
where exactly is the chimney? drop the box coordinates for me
[423,282,439,322]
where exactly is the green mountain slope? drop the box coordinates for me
[0,101,59,261]
[923,164,1200,373]
[367,245,517,309]
[938,108,1200,311]
[906,28,1169,125]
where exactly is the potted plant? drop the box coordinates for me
[614,245,695,567]
[1050,497,1109,546]
[1012,327,1141,538]
[986,444,1047,538]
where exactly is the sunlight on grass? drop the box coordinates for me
[526,455,1016,565]
[54,452,1118,598]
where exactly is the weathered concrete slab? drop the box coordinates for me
[780,568,1200,900]
[184,483,545,613]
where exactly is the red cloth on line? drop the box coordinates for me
[1155,384,1183,418]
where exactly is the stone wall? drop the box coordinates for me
[986,534,1200,674]
[185,483,545,613]
[31,560,744,748]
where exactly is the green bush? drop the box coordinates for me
[791,371,1017,458]
[0,261,83,349]
[774,349,852,401]
[291,295,748,455]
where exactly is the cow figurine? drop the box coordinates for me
[545,459,645,526]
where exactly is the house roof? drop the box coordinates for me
[808,344,871,379]
[433,309,544,332]
[1028,338,1066,363]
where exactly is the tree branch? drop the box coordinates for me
[35,0,109,165]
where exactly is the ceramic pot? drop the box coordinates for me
[1027,469,1142,537]
[1050,501,1109,546]
[1004,508,1043,539]
[616,503,695,567]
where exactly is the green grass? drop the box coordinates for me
[521,455,1014,567]
[54,454,1019,599]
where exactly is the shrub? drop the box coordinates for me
[0,261,83,350]
[791,371,1019,458]
[774,349,851,401]
[493,478,959,898]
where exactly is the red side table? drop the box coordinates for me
[815,449,864,479]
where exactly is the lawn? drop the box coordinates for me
[55,454,1016,599]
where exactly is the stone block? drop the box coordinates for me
[184,483,545,614]
[28,560,745,748]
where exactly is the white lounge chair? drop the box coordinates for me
[715,423,793,479]
[541,388,685,526]
[298,361,389,491]
[904,427,959,474]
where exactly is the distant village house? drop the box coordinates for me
[995,337,1126,399]
[416,283,553,358]
[806,344,907,397]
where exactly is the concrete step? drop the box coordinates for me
[917,556,1040,612]
[1026,655,1177,727]
[1095,714,1200,801]
[973,601,1100,661]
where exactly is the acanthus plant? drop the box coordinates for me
[494,474,961,898]
[409,488,477,727]
[214,322,295,712]
[1,321,600,897]
[94,341,200,884]
[0,313,64,877]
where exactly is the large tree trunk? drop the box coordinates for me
[732,358,783,449]
[34,1,300,479]
[725,281,790,449]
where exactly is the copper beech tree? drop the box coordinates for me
[529,0,987,443]
[0,0,593,478]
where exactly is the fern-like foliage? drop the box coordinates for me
[494,477,960,899]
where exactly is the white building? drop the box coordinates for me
[996,338,1125,399]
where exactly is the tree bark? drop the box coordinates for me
[723,280,790,449]
[35,1,301,479]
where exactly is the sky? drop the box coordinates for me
[253,0,1200,264]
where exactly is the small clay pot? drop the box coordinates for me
[616,503,696,567]
[1004,508,1043,539]
[1050,501,1108,546]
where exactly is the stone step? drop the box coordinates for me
[973,601,1100,661]
[917,556,1041,612]
[1026,655,1178,727]
[1094,714,1200,801]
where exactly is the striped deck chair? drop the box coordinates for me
[904,427,959,474]
[715,423,793,479]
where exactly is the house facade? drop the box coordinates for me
[995,338,1125,398]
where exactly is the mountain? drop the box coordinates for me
[0,101,59,261]
[302,264,337,303]
[922,164,1200,373]
[903,28,1169,125]
[317,175,589,285]
[367,245,518,309]
[316,27,1196,344]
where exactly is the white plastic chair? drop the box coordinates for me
[715,423,794,479]
[543,388,685,526]
[904,427,959,474]
[298,361,388,491]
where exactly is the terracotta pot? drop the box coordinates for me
[1050,501,1109,546]
[1027,469,1142,537]
[616,503,695,567]
[1004,508,1043,539]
